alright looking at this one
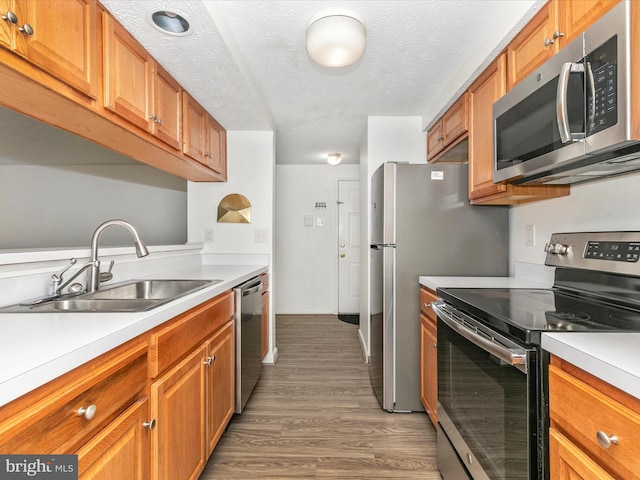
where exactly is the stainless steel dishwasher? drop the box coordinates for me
[233,276,263,413]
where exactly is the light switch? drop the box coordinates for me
[316,217,326,227]
[304,214,313,227]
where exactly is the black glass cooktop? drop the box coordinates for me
[437,287,640,345]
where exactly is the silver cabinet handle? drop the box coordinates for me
[1,11,17,24]
[596,431,618,449]
[424,302,431,309]
[204,355,216,366]
[553,30,564,40]
[143,419,156,431]
[18,23,33,36]
[436,135,444,142]
[204,152,213,159]
[544,37,554,46]
[77,404,97,420]
[433,342,437,349]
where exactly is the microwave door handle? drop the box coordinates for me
[432,302,528,373]
[556,62,586,143]
[586,62,596,133]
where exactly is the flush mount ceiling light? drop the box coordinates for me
[306,12,366,67]
[327,153,342,166]
[147,10,191,36]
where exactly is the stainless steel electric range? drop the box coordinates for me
[432,231,640,480]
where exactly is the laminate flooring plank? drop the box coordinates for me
[199,314,439,479]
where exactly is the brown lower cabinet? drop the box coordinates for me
[549,355,640,480]
[419,286,438,427]
[0,290,235,480]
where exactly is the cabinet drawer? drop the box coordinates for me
[150,291,234,378]
[0,341,147,454]
[549,364,640,480]
[419,287,438,322]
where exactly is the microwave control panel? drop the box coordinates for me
[587,35,617,135]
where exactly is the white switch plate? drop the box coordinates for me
[316,217,326,227]
[525,225,535,246]
[255,229,269,243]
[204,229,214,243]
[304,214,313,227]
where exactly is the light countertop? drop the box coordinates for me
[419,276,552,291]
[542,332,640,400]
[0,264,267,407]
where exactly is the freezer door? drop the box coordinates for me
[369,243,396,411]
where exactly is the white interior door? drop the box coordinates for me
[338,180,360,314]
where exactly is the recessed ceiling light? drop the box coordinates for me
[147,10,192,37]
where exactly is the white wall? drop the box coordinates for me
[188,130,276,359]
[359,116,426,361]
[275,164,359,314]
[510,173,640,270]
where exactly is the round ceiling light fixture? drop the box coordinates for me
[306,12,366,67]
[148,10,191,36]
[327,153,342,166]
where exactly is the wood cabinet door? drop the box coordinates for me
[182,92,208,163]
[205,116,224,174]
[468,54,507,200]
[426,120,444,160]
[13,0,97,98]
[557,0,619,47]
[549,428,615,480]
[103,12,152,132]
[0,0,12,49]
[507,1,558,89]
[442,92,468,145]
[152,62,182,150]
[151,345,207,480]
[77,397,150,480]
[420,314,438,428]
[205,322,234,456]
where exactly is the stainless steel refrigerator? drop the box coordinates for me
[369,162,509,412]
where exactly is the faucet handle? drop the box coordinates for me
[49,258,77,294]
[99,260,115,283]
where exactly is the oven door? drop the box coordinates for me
[433,301,538,480]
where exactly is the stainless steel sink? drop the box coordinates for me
[81,279,218,301]
[0,278,223,313]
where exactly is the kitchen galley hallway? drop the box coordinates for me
[199,314,439,479]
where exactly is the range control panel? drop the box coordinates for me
[585,241,640,262]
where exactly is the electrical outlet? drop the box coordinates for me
[204,229,214,243]
[525,225,535,246]
[255,229,269,243]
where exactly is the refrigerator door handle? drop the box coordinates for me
[370,244,396,249]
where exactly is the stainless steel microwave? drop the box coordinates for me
[493,1,640,186]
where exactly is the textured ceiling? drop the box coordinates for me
[100,0,542,165]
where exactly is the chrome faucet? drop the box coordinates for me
[86,220,149,293]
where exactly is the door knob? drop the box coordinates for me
[340,253,346,258]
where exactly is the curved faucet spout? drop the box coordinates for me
[87,219,149,293]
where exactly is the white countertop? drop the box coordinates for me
[419,276,552,291]
[542,332,640,400]
[0,264,267,407]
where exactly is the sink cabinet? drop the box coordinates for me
[0,288,237,480]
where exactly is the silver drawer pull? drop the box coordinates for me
[204,355,216,366]
[596,431,618,449]
[77,404,97,420]
[143,419,156,431]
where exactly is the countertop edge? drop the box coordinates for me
[542,332,640,400]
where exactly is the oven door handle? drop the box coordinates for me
[432,301,528,373]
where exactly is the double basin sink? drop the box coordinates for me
[1,279,222,313]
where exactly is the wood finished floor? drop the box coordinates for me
[199,314,440,479]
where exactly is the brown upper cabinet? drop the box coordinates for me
[427,93,469,163]
[0,0,98,98]
[183,92,227,177]
[467,54,569,204]
[508,0,619,89]
[103,13,183,151]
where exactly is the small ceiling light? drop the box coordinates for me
[306,12,366,67]
[327,153,342,166]
[148,10,191,36]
